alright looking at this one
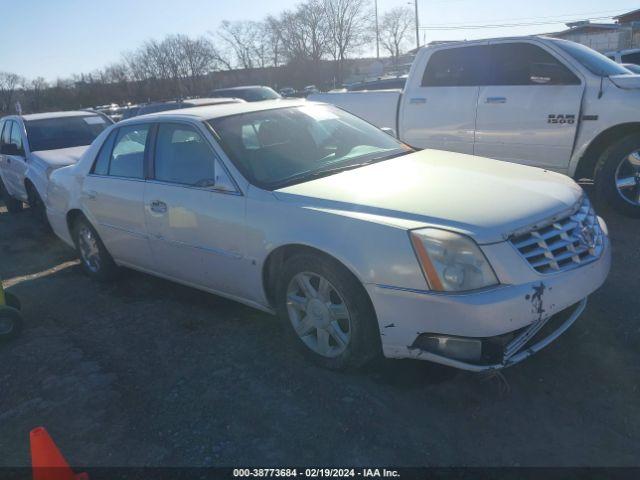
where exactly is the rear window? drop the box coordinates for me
[422,45,490,87]
[25,115,109,151]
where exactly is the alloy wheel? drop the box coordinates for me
[615,150,640,206]
[78,226,101,273]
[286,272,351,358]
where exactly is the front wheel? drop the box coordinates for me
[0,178,23,214]
[594,133,640,217]
[276,253,381,370]
[0,307,23,341]
[26,183,49,227]
[72,217,119,281]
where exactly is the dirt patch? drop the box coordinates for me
[0,193,638,467]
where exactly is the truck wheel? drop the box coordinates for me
[595,133,640,217]
[0,306,23,341]
[276,253,381,370]
[72,217,119,281]
[0,179,23,214]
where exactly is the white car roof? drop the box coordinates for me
[122,99,308,124]
[20,111,99,121]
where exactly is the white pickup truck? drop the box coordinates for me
[311,36,640,217]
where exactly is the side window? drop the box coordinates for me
[2,121,13,146]
[9,122,24,152]
[422,45,490,87]
[108,124,149,179]
[91,129,118,175]
[154,123,216,187]
[490,43,580,86]
[621,52,640,65]
[0,121,7,146]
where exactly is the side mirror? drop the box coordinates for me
[381,127,397,138]
[0,143,21,156]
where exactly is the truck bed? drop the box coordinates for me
[308,90,401,131]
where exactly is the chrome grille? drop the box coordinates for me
[510,196,604,274]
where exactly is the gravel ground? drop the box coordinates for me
[0,189,638,467]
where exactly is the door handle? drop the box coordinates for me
[84,190,97,200]
[410,97,427,104]
[150,200,167,213]
[485,96,507,104]
[6,158,11,164]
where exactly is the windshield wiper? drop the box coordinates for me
[270,150,410,189]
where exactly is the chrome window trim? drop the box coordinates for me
[86,173,147,183]
[145,178,243,197]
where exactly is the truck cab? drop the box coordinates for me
[311,36,640,217]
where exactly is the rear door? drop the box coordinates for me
[81,123,155,269]
[144,121,247,294]
[473,41,585,171]
[399,44,489,154]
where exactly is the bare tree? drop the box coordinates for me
[379,6,414,63]
[0,72,24,113]
[323,0,372,82]
[217,20,265,69]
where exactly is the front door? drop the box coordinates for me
[473,41,585,172]
[144,122,247,295]
[81,123,154,269]
[399,44,489,154]
[1,121,29,201]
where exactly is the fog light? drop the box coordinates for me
[414,334,482,362]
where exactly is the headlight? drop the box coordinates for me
[410,228,499,292]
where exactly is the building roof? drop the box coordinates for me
[613,8,640,22]
[550,22,621,37]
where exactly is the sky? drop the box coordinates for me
[0,0,638,81]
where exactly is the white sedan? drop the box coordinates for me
[46,100,611,371]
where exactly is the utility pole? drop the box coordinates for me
[414,0,420,49]
[375,0,380,59]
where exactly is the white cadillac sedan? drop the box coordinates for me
[46,100,611,371]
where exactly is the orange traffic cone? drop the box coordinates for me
[30,427,89,480]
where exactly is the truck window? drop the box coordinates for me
[621,52,640,65]
[422,45,490,87]
[489,43,580,86]
[549,39,629,76]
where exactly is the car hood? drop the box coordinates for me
[274,149,583,244]
[609,74,640,89]
[30,146,89,168]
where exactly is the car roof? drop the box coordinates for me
[212,85,270,91]
[121,99,307,124]
[182,97,245,106]
[8,111,99,121]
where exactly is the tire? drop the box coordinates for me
[72,216,119,281]
[4,291,21,311]
[26,183,50,227]
[594,133,640,218]
[276,253,381,370]
[0,306,23,341]
[0,178,23,214]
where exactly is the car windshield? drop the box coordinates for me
[208,104,410,189]
[550,39,629,76]
[25,115,110,151]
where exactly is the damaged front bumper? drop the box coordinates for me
[367,234,610,371]
[404,298,587,372]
